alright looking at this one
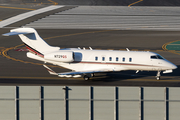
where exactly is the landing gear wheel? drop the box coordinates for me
[156,76,160,80]
[91,73,95,77]
[84,75,90,81]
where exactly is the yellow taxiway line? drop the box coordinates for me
[48,0,58,5]
[0,6,35,11]
[25,0,58,5]
[162,40,180,51]
[162,40,180,55]
[128,0,143,7]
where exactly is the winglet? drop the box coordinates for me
[126,48,130,51]
[43,65,58,75]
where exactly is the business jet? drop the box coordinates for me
[3,28,177,80]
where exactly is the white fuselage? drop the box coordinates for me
[27,48,177,72]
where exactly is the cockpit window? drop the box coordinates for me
[151,56,157,59]
[151,55,164,59]
[157,55,164,59]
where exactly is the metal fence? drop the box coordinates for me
[0,86,180,120]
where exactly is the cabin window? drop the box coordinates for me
[109,57,112,61]
[116,57,119,61]
[122,57,125,62]
[129,58,132,62]
[102,57,105,61]
[95,56,98,61]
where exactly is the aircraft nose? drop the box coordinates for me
[171,64,177,70]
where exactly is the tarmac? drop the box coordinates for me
[1,0,180,6]
[0,4,180,86]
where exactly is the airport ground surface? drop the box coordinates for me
[0,4,180,86]
[1,0,180,6]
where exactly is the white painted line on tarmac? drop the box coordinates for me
[0,5,64,28]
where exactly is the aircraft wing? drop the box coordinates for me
[43,64,123,78]
[58,69,111,75]
[43,64,58,75]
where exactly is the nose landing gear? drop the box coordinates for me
[156,71,161,80]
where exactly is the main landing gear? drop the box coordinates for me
[84,75,90,81]
[83,73,94,81]
[156,71,161,80]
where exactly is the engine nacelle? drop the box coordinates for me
[44,51,74,62]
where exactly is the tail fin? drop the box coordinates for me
[3,28,60,57]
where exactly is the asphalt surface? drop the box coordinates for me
[0,4,180,86]
[1,0,180,6]
[0,4,47,21]
[24,6,180,30]
[1,28,180,87]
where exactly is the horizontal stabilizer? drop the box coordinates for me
[3,31,33,36]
